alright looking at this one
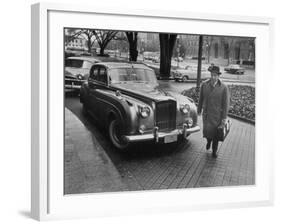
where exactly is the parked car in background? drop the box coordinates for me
[64,56,100,90]
[143,51,160,61]
[224,64,245,74]
[80,62,200,150]
[174,65,209,82]
[174,57,184,62]
[151,56,160,63]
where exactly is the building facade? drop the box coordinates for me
[181,35,255,66]
[64,29,87,50]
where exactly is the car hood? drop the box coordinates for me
[111,83,194,106]
[65,67,89,76]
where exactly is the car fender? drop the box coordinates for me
[96,89,140,134]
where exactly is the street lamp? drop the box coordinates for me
[176,36,181,68]
[205,43,209,63]
[115,40,117,57]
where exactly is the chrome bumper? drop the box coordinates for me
[65,78,83,89]
[123,125,200,143]
[65,84,81,89]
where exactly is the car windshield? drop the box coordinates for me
[65,59,84,68]
[109,68,158,84]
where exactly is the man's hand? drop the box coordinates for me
[221,119,227,125]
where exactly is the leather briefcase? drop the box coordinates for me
[217,119,231,141]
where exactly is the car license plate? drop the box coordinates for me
[164,134,178,143]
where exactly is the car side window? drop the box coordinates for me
[89,66,99,81]
[97,67,108,85]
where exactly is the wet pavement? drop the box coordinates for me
[64,90,255,194]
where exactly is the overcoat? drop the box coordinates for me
[197,79,230,139]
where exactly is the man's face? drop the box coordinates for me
[211,72,219,83]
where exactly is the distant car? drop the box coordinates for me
[174,65,209,82]
[80,62,200,150]
[224,64,245,74]
[174,57,183,62]
[151,56,160,63]
[64,56,100,90]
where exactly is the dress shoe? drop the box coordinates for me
[212,149,218,158]
[206,141,211,150]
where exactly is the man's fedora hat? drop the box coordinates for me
[209,65,221,75]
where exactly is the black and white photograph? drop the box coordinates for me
[64,28,255,195]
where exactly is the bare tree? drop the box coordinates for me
[94,30,118,56]
[65,28,81,45]
[82,29,96,53]
[222,37,235,65]
[247,38,255,62]
[159,33,177,79]
[125,32,138,61]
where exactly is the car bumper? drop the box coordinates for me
[65,78,83,89]
[65,84,81,89]
[174,77,184,82]
[123,124,200,143]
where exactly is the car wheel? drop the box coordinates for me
[182,76,189,82]
[108,119,129,150]
[75,89,80,96]
[82,103,88,115]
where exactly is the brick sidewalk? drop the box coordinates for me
[118,117,255,189]
[65,108,255,194]
[64,108,128,194]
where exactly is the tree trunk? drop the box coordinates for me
[159,34,177,79]
[126,32,138,61]
[129,47,138,61]
[87,40,91,53]
[100,47,105,56]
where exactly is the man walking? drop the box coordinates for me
[197,65,230,158]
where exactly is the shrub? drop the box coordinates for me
[182,85,255,121]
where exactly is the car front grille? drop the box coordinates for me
[65,77,83,86]
[155,100,176,131]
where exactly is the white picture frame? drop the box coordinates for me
[31,2,274,221]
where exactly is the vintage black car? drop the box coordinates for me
[224,64,245,74]
[65,56,100,90]
[80,62,200,150]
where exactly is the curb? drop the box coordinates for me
[228,113,255,125]
[64,108,128,194]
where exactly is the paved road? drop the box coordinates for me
[65,90,255,193]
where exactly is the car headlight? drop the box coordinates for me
[180,104,190,114]
[76,74,84,80]
[138,105,150,118]
[139,125,146,134]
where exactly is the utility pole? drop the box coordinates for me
[196,35,203,89]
